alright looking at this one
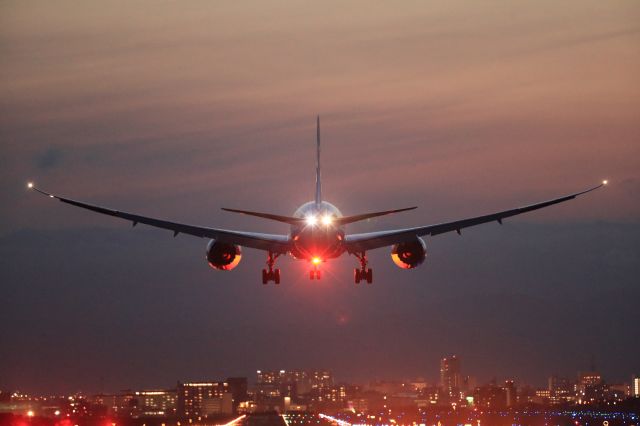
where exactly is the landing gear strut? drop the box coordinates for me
[354,252,373,284]
[262,252,281,285]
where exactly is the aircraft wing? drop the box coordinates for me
[344,182,606,253]
[28,185,291,253]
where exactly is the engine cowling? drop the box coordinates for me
[391,237,427,269]
[206,240,242,271]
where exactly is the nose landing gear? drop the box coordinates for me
[262,252,281,285]
[309,269,321,280]
[354,252,373,284]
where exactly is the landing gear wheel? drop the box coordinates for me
[310,270,315,280]
[316,270,321,280]
[262,252,281,284]
[354,252,372,284]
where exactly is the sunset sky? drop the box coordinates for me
[1,1,639,394]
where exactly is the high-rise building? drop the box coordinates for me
[548,376,575,405]
[577,371,602,404]
[440,356,461,398]
[633,376,640,397]
[177,381,231,418]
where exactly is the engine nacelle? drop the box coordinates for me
[391,237,427,269]
[206,239,242,271]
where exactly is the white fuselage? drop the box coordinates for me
[289,201,345,261]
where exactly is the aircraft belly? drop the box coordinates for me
[290,229,345,260]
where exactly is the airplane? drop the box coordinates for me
[27,117,607,285]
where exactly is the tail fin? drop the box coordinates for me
[315,115,322,206]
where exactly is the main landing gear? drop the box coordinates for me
[354,252,373,284]
[262,252,280,285]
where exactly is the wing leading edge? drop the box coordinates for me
[344,182,607,253]
[28,185,290,253]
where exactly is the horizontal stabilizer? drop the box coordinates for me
[336,207,417,225]
[221,208,304,225]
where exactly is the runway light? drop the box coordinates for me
[321,215,333,226]
[306,215,317,226]
[27,182,34,189]
[312,257,321,265]
[54,410,61,416]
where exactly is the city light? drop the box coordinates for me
[4,366,639,425]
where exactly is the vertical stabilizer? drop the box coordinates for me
[315,115,322,206]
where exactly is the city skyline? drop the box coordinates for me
[4,358,638,397]
[3,364,639,425]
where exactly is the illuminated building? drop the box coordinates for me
[577,371,602,404]
[473,382,507,409]
[177,381,232,417]
[579,372,602,388]
[608,383,630,401]
[633,376,640,397]
[134,390,177,416]
[256,369,333,399]
[89,393,134,416]
[440,355,461,398]
[534,389,551,405]
[548,376,575,405]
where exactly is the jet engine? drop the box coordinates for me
[206,239,242,270]
[391,237,427,269]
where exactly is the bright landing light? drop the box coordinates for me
[602,179,608,185]
[27,182,34,189]
[305,215,317,226]
[321,215,333,226]
[312,257,322,265]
